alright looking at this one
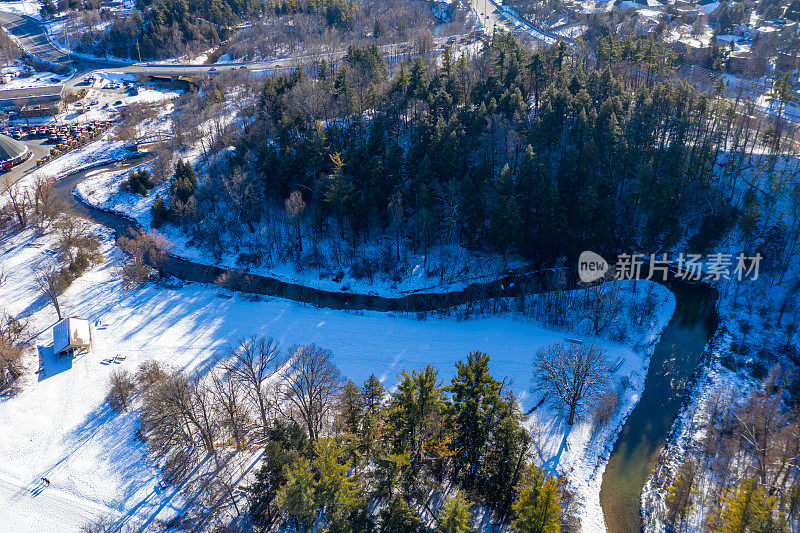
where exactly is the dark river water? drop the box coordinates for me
[54,162,719,531]
[600,280,718,532]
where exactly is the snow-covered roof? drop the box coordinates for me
[697,0,719,14]
[53,317,91,355]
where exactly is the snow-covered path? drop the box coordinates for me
[0,472,121,532]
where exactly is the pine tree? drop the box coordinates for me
[276,456,317,533]
[338,380,363,434]
[439,491,476,533]
[381,494,423,533]
[249,441,297,529]
[449,351,502,488]
[385,366,446,461]
[40,0,57,18]
[313,439,368,532]
[323,152,353,240]
[483,391,529,513]
[489,165,522,256]
[511,464,561,533]
[362,374,386,416]
[708,478,785,533]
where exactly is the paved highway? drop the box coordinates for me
[0,10,467,88]
[0,11,67,65]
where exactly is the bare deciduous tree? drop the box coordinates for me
[107,369,136,411]
[211,372,249,451]
[580,276,624,334]
[32,177,61,229]
[0,313,27,393]
[53,216,102,266]
[7,184,29,228]
[141,372,217,455]
[225,336,282,440]
[279,344,341,443]
[285,190,306,254]
[532,343,613,425]
[35,263,64,320]
[117,229,170,285]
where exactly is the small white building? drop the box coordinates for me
[53,317,92,357]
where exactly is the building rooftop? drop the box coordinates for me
[0,85,64,102]
[0,134,28,162]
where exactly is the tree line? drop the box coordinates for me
[147,32,800,290]
[655,367,800,532]
[106,339,573,531]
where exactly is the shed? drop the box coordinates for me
[53,317,92,357]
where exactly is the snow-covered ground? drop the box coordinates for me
[528,282,675,530]
[0,63,64,90]
[75,160,528,299]
[0,0,42,20]
[0,218,675,530]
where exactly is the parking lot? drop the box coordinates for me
[1,121,115,192]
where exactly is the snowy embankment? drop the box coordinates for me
[0,218,675,531]
[525,283,676,531]
[0,0,42,21]
[640,150,800,530]
[75,165,527,299]
[0,133,129,207]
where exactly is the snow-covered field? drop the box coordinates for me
[0,64,64,90]
[0,218,675,531]
[0,0,42,20]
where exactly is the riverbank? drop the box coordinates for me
[68,160,683,530]
[74,163,528,299]
[603,281,718,533]
[7,157,684,531]
[0,219,675,531]
[640,271,798,530]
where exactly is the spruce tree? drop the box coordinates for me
[150,194,169,226]
[511,465,561,533]
[439,491,476,533]
[171,159,197,204]
[276,456,317,533]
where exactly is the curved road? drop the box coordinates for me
[0,11,68,65]
[0,10,450,86]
